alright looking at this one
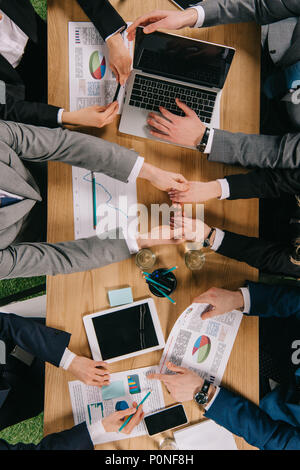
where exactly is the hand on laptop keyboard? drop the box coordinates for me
[147,98,206,147]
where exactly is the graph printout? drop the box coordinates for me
[68,22,133,113]
[69,366,165,444]
[159,304,243,386]
[72,166,137,240]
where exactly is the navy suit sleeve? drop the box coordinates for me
[225,169,300,200]
[0,423,93,450]
[76,0,127,40]
[205,388,300,450]
[216,231,300,277]
[0,313,71,367]
[247,281,300,320]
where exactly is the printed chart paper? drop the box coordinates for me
[68,22,133,113]
[72,166,137,239]
[159,303,243,385]
[69,365,165,444]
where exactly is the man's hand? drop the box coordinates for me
[68,356,110,387]
[148,362,216,402]
[137,225,185,249]
[102,402,144,434]
[127,9,198,41]
[106,33,132,85]
[62,103,119,128]
[147,99,206,147]
[193,287,245,320]
[170,211,212,244]
[169,181,222,203]
[139,162,189,192]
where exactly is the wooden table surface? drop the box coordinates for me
[45,0,261,450]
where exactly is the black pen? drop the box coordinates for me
[113,83,121,102]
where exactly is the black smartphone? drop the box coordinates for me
[144,404,188,436]
[170,0,202,10]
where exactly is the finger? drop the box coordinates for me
[116,407,136,419]
[171,180,189,192]
[150,130,173,141]
[159,106,176,122]
[147,373,172,383]
[148,113,172,129]
[144,19,167,35]
[167,362,187,373]
[103,101,119,117]
[127,13,164,39]
[123,407,144,434]
[201,308,219,320]
[175,98,196,116]
[95,361,109,370]
[147,118,170,134]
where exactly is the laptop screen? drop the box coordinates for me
[133,27,235,89]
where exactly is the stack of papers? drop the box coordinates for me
[174,420,238,450]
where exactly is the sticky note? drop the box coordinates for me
[108,287,133,307]
[102,381,125,400]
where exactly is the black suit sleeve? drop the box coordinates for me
[0,93,61,128]
[225,169,300,200]
[216,231,300,277]
[76,0,127,40]
[0,423,94,450]
[0,313,71,367]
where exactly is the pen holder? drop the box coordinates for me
[147,268,177,298]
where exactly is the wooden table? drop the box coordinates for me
[45,0,261,450]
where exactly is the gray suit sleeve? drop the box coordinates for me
[208,129,300,168]
[0,120,138,183]
[201,0,300,27]
[0,229,131,279]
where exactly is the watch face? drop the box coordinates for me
[194,391,208,405]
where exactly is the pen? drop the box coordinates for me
[163,266,177,275]
[143,275,172,292]
[92,172,97,230]
[113,83,121,102]
[119,390,152,432]
[152,285,176,304]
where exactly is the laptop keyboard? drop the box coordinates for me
[129,74,217,123]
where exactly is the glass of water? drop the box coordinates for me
[135,248,156,270]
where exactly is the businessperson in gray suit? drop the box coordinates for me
[127,1,300,169]
[0,120,188,280]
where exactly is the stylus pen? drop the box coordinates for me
[119,390,152,432]
[163,266,177,275]
[92,172,97,230]
[113,83,121,102]
[153,285,176,305]
[144,275,172,292]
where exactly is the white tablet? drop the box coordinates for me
[83,298,165,363]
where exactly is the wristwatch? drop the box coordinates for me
[194,380,211,406]
[203,227,216,248]
[196,127,210,153]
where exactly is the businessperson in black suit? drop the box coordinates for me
[0,0,131,128]
[169,169,300,278]
[148,282,300,450]
[0,312,143,450]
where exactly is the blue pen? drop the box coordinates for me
[163,266,177,275]
[92,172,97,229]
[144,275,172,292]
[119,390,152,432]
[152,285,176,304]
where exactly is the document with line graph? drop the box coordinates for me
[72,166,138,240]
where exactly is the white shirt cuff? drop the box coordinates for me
[203,128,214,153]
[217,178,230,200]
[204,386,221,411]
[125,236,139,254]
[191,6,205,28]
[87,420,106,444]
[57,108,64,125]
[59,348,76,370]
[105,26,126,42]
[127,156,144,183]
[210,228,225,251]
[239,287,251,314]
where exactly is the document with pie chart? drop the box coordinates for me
[68,22,133,113]
[159,304,243,386]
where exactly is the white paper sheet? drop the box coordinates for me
[159,303,243,386]
[68,22,133,113]
[69,365,165,444]
[72,166,137,239]
[174,420,238,450]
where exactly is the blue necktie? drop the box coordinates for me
[0,196,20,207]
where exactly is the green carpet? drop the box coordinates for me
[0,0,47,446]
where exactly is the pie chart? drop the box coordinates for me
[192,335,211,363]
[89,51,106,80]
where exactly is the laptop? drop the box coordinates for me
[119,27,235,147]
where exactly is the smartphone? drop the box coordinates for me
[144,404,188,436]
[170,0,203,10]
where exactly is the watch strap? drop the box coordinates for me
[203,227,216,247]
[196,127,210,152]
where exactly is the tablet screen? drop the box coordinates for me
[92,302,159,360]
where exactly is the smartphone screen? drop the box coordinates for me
[144,405,188,436]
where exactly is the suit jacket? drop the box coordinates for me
[0,0,126,127]
[0,120,138,279]
[0,312,94,450]
[213,169,300,277]
[205,281,300,450]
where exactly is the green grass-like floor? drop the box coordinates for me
[0,0,47,446]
